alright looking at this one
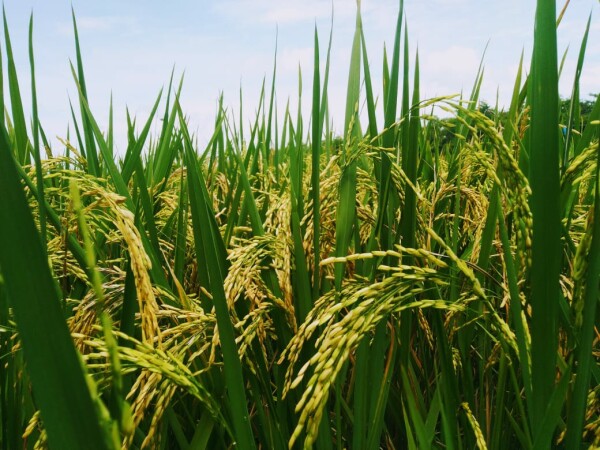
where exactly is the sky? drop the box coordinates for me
[2,0,599,154]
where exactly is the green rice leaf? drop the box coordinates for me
[0,120,113,450]
[528,0,561,437]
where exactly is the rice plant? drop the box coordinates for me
[0,1,599,449]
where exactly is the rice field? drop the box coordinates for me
[0,1,599,449]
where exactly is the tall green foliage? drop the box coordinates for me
[0,3,597,449]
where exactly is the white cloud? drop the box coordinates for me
[579,63,600,96]
[78,16,131,31]
[422,45,481,78]
[432,0,470,5]
[7,0,599,153]
[213,0,356,24]
[56,16,139,36]
[279,47,314,73]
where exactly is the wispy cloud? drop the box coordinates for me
[578,63,600,96]
[422,45,481,78]
[213,0,356,24]
[279,47,313,73]
[56,16,139,36]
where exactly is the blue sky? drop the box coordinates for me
[2,0,599,153]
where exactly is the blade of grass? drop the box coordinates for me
[311,26,322,299]
[265,32,277,154]
[0,120,113,450]
[3,7,29,165]
[498,200,533,407]
[187,411,216,450]
[368,0,402,263]
[153,76,184,188]
[68,97,87,160]
[107,93,114,157]
[365,332,397,449]
[562,13,591,168]
[528,0,561,439]
[28,13,47,253]
[353,5,401,449]
[360,25,378,139]
[564,138,600,448]
[121,88,163,183]
[531,367,570,450]
[334,0,362,290]
[71,8,100,176]
[183,116,256,450]
[400,51,419,252]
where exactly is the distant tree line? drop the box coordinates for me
[431,94,600,149]
[478,94,598,129]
